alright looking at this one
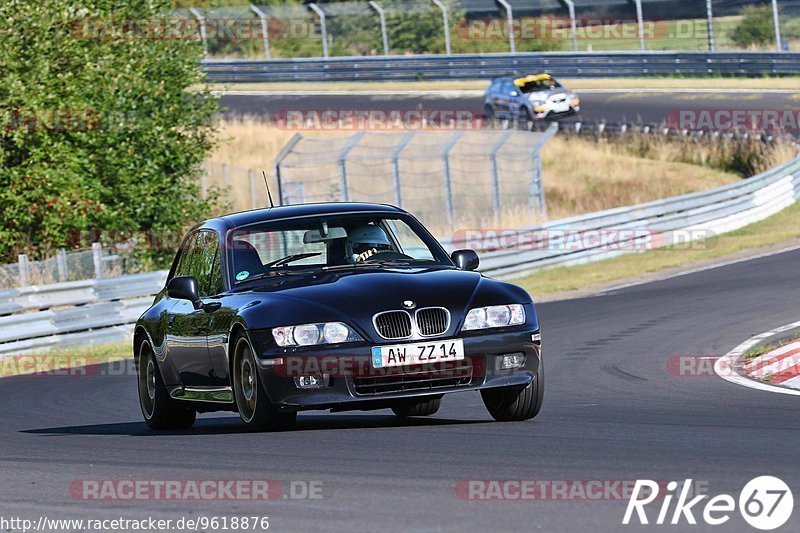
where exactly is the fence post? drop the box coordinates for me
[705,0,715,52]
[634,0,645,50]
[222,163,231,209]
[496,0,515,54]
[249,169,257,209]
[772,0,783,51]
[188,8,207,56]
[529,123,558,214]
[489,130,514,216]
[18,254,30,287]
[273,133,304,205]
[562,0,578,51]
[250,5,272,59]
[431,0,451,55]
[308,3,329,58]
[337,131,365,202]
[92,242,104,279]
[56,248,68,282]
[442,130,465,227]
[369,1,390,56]
[391,131,416,207]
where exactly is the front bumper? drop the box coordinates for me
[535,105,579,120]
[255,329,541,411]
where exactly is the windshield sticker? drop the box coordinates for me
[236,271,250,281]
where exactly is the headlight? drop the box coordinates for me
[461,304,526,331]
[272,322,363,347]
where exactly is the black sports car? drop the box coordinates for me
[135,203,543,431]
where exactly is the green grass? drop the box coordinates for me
[744,329,800,360]
[516,201,800,300]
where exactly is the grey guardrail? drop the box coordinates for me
[449,154,800,278]
[1,153,799,354]
[204,51,800,82]
[0,271,168,316]
[0,271,168,356]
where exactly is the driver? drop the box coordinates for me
[346,224,393,263]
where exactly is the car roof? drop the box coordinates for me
[493,73,552,83]
[199,202,407,231]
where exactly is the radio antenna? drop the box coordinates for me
[262,170,274,208]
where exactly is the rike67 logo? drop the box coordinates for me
[623,477,793,530]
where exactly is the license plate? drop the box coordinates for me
[371,339,464,368]
[553,102,569,112]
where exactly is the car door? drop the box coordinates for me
[491,80,510,119]
[505,80,525,119]
[203,233,236,388]
[497,80,517,119]
[165,231,217,387]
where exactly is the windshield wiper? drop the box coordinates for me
[232,269,310,286]
[321,260,426,271]
[263,252,322,268]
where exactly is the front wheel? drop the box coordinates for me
[481,365,544,422]
[517,107,534,131]
[391,397,441,417]
[232,335,296,432]
[137,341,196,430]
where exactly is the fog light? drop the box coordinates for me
[499,353,525,370]
[294,375,329,389]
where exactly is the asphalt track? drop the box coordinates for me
[219,90,800,127]
[2,247,800,532]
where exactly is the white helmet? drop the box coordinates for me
[346,225,391,261]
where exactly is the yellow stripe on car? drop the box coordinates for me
[513,74,551,87]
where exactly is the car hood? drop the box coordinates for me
[529,88,570,100]
[236,267,533,339]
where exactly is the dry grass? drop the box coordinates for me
[516,201,800,299]
[539,136,738,219]
[205,119,741,232]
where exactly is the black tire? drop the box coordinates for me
[517,107,534,131]
[232,335,296,432]
[391,397,441,417]
[137,341,196,430]
[483,105,496,128]
[481,365,544,422]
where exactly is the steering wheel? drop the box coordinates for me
[359,250,414,262]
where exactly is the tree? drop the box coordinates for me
[0,0,219,266]
[729,4,776,49]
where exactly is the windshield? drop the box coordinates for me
[517,77,561,94]
[227,213,451,284]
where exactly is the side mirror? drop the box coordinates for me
[451,249,480,271]
[167,276,201,309]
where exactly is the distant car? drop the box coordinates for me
[135,203,543,431]
[484,73,580,128]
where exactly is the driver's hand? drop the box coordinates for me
[356,248,378,262]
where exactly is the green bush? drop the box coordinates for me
[729,4,776,48]
[0,0,219,266]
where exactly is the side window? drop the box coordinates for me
[208,241,224,296]
[173,233,197,278]
[192,231,220,298]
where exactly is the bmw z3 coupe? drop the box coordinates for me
[135,203,543,431]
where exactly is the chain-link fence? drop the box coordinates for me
[177,1,800,58]
[0,244,144,290]
[269,125,557,236]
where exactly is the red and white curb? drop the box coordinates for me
[715,320,800,396]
